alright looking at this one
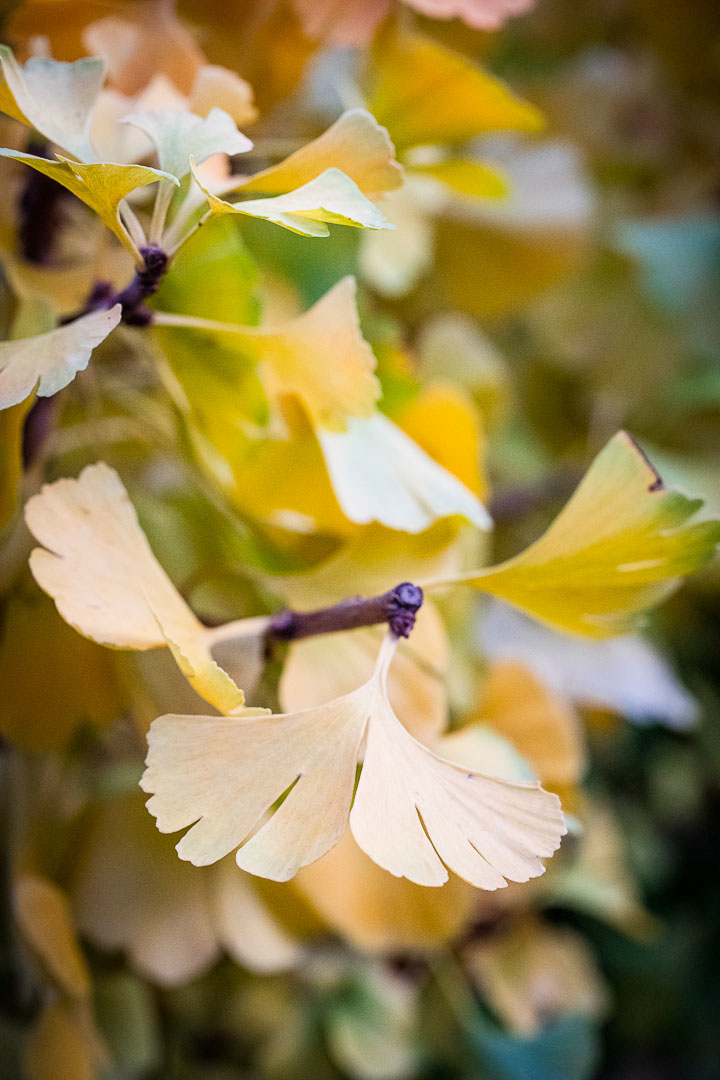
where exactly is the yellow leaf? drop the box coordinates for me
[234,108,402,198]
[0,149,180,255]
[294,830,475,950]
[195,163,392,236]
[0,45,103,161]
[412,157,508,199]
[14,874,90,998]
[368,27,543,152]
[234,276,379,430]
[0,306,121,410]
[189,65,258,127]
[122,107,252,180]
[398,383,488,500]
[475,662,585,791]
[433,432,720,637]
[142,635,565,888]
[25,462,246,713]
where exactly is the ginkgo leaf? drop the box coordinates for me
[0,45,103,161]
[141,635,565,888]
[221,276,379,431]
[0,149,179,255]
[24,462,246,713]
[189,65,257,127]
[368,27,543,152]
[194,164,392,236]
[154,275,378,430]
[350,638,566,888]
[318,411,491,531]
[431,432,720,637]
[0,306,121,410]
[15,875,90,999]
[294,830,476,951]
[234,109,402,198]
[122,107,252,180]
[142,690,368,879]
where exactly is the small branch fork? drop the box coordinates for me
[267,582,424,643]
[77,243,170,326]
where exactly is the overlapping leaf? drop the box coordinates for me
[141,636,565,887]
[24,463,246,713]
[122,107,252,180]
[0,306,121,410]
[430,432,720,637]
[194,164,392,236]
[0,46,103,161]
[0,149,179,254]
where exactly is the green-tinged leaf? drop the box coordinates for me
[439,431,720,637]
[0,45,103,161]
[195,164,392,236]
[0,306,121,409]
[0,149,178,254]
[122,107,252,180]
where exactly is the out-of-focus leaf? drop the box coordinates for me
[0,46,103,160]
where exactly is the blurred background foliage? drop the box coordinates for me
[1,1,720,1079]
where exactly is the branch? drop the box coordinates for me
[267,582,424,642]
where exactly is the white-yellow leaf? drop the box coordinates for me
[0,306,121,410]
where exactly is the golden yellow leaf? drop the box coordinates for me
[431,432,720,637]
[234,108,402,198]
[474,661,585,791]
[25,462,246,713]
[368,27,543,152]
[294,830,475,951]
[412,158,508,199]
[398,383,488,500]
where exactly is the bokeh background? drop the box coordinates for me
[1,2,720,1079]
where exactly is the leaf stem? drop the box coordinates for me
[149,178,176,244]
